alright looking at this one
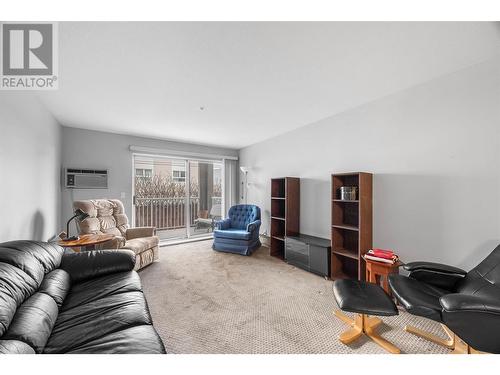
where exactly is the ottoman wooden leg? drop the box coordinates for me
[335,312,363,344]
[334,310,401,354]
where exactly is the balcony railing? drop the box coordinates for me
[134,196,221,230]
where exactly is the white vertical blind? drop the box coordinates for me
[224,159,238,215]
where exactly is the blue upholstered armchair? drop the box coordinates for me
[213,204,262,255]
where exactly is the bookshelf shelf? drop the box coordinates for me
[271,216,285,221]
[332,247,360,260]
[332,224,359,231]
[331,172,372,281]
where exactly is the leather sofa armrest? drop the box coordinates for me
[403,261,466,275]
[216,218,231,230]
[126,227,156,240]
[441,294,500,315]
[247,219,261,233]
[61,250,136,283]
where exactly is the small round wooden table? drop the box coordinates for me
[363,256,402,294]
[58,233,115,252]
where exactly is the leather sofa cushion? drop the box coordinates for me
[0,247,46,284]
[3,292,58,353]
[213,229,251,240]
[39,269,71,308]
[0,241,64,276]
[0,241,64,337]
[122,237,159,255]
[65,325,165,354]
[44,290,152,353]
[62,271,142,311]
[0,241,64,284]
[61,250,136,283]
[0,339,35,354]
[388,274,447,322]
[0,263,39,336]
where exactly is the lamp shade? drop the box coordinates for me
[74,208,90,221]
[60,208,90,242]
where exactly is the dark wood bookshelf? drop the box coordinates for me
[331,172,372,281]
[270,177,300,259]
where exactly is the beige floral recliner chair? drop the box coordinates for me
[73,199,159,270]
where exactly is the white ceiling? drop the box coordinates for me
[38,22,500,149]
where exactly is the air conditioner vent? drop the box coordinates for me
[65,168,108,189]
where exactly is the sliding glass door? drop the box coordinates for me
[133,154,223,242]
[188,161,223,237]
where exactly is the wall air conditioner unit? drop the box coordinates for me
[65,168,108,189]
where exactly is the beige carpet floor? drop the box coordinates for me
[139,240,449,354]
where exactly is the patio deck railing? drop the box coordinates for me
[134,196,222,230]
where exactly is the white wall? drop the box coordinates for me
[239,57,500,270]
[61,127,238,226]
[0,93,61,242]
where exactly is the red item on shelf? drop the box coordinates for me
[372,248,394,255]
[371,248,395,259]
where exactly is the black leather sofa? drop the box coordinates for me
[389,244,500,354]
[0,240,166,354]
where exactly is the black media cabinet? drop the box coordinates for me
[285,234,331,277]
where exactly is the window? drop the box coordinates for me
[172,167,186,182]
[136,168,152,179]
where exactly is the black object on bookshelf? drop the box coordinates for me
[270,177,300,259]
[331,172,373,280]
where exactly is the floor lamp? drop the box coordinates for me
[240,166,248,204]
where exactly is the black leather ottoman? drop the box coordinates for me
[333,279,400,353]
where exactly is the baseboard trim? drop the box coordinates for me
[160,235,213,247]
[161,234,271,248]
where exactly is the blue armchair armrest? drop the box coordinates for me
[216,218,231,230]
[246,219,261,233]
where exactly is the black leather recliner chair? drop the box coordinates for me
[0,240,166,354]
[389,244,500,354]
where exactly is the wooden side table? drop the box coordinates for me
[364,256,402,294]
[58,233,115,252]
